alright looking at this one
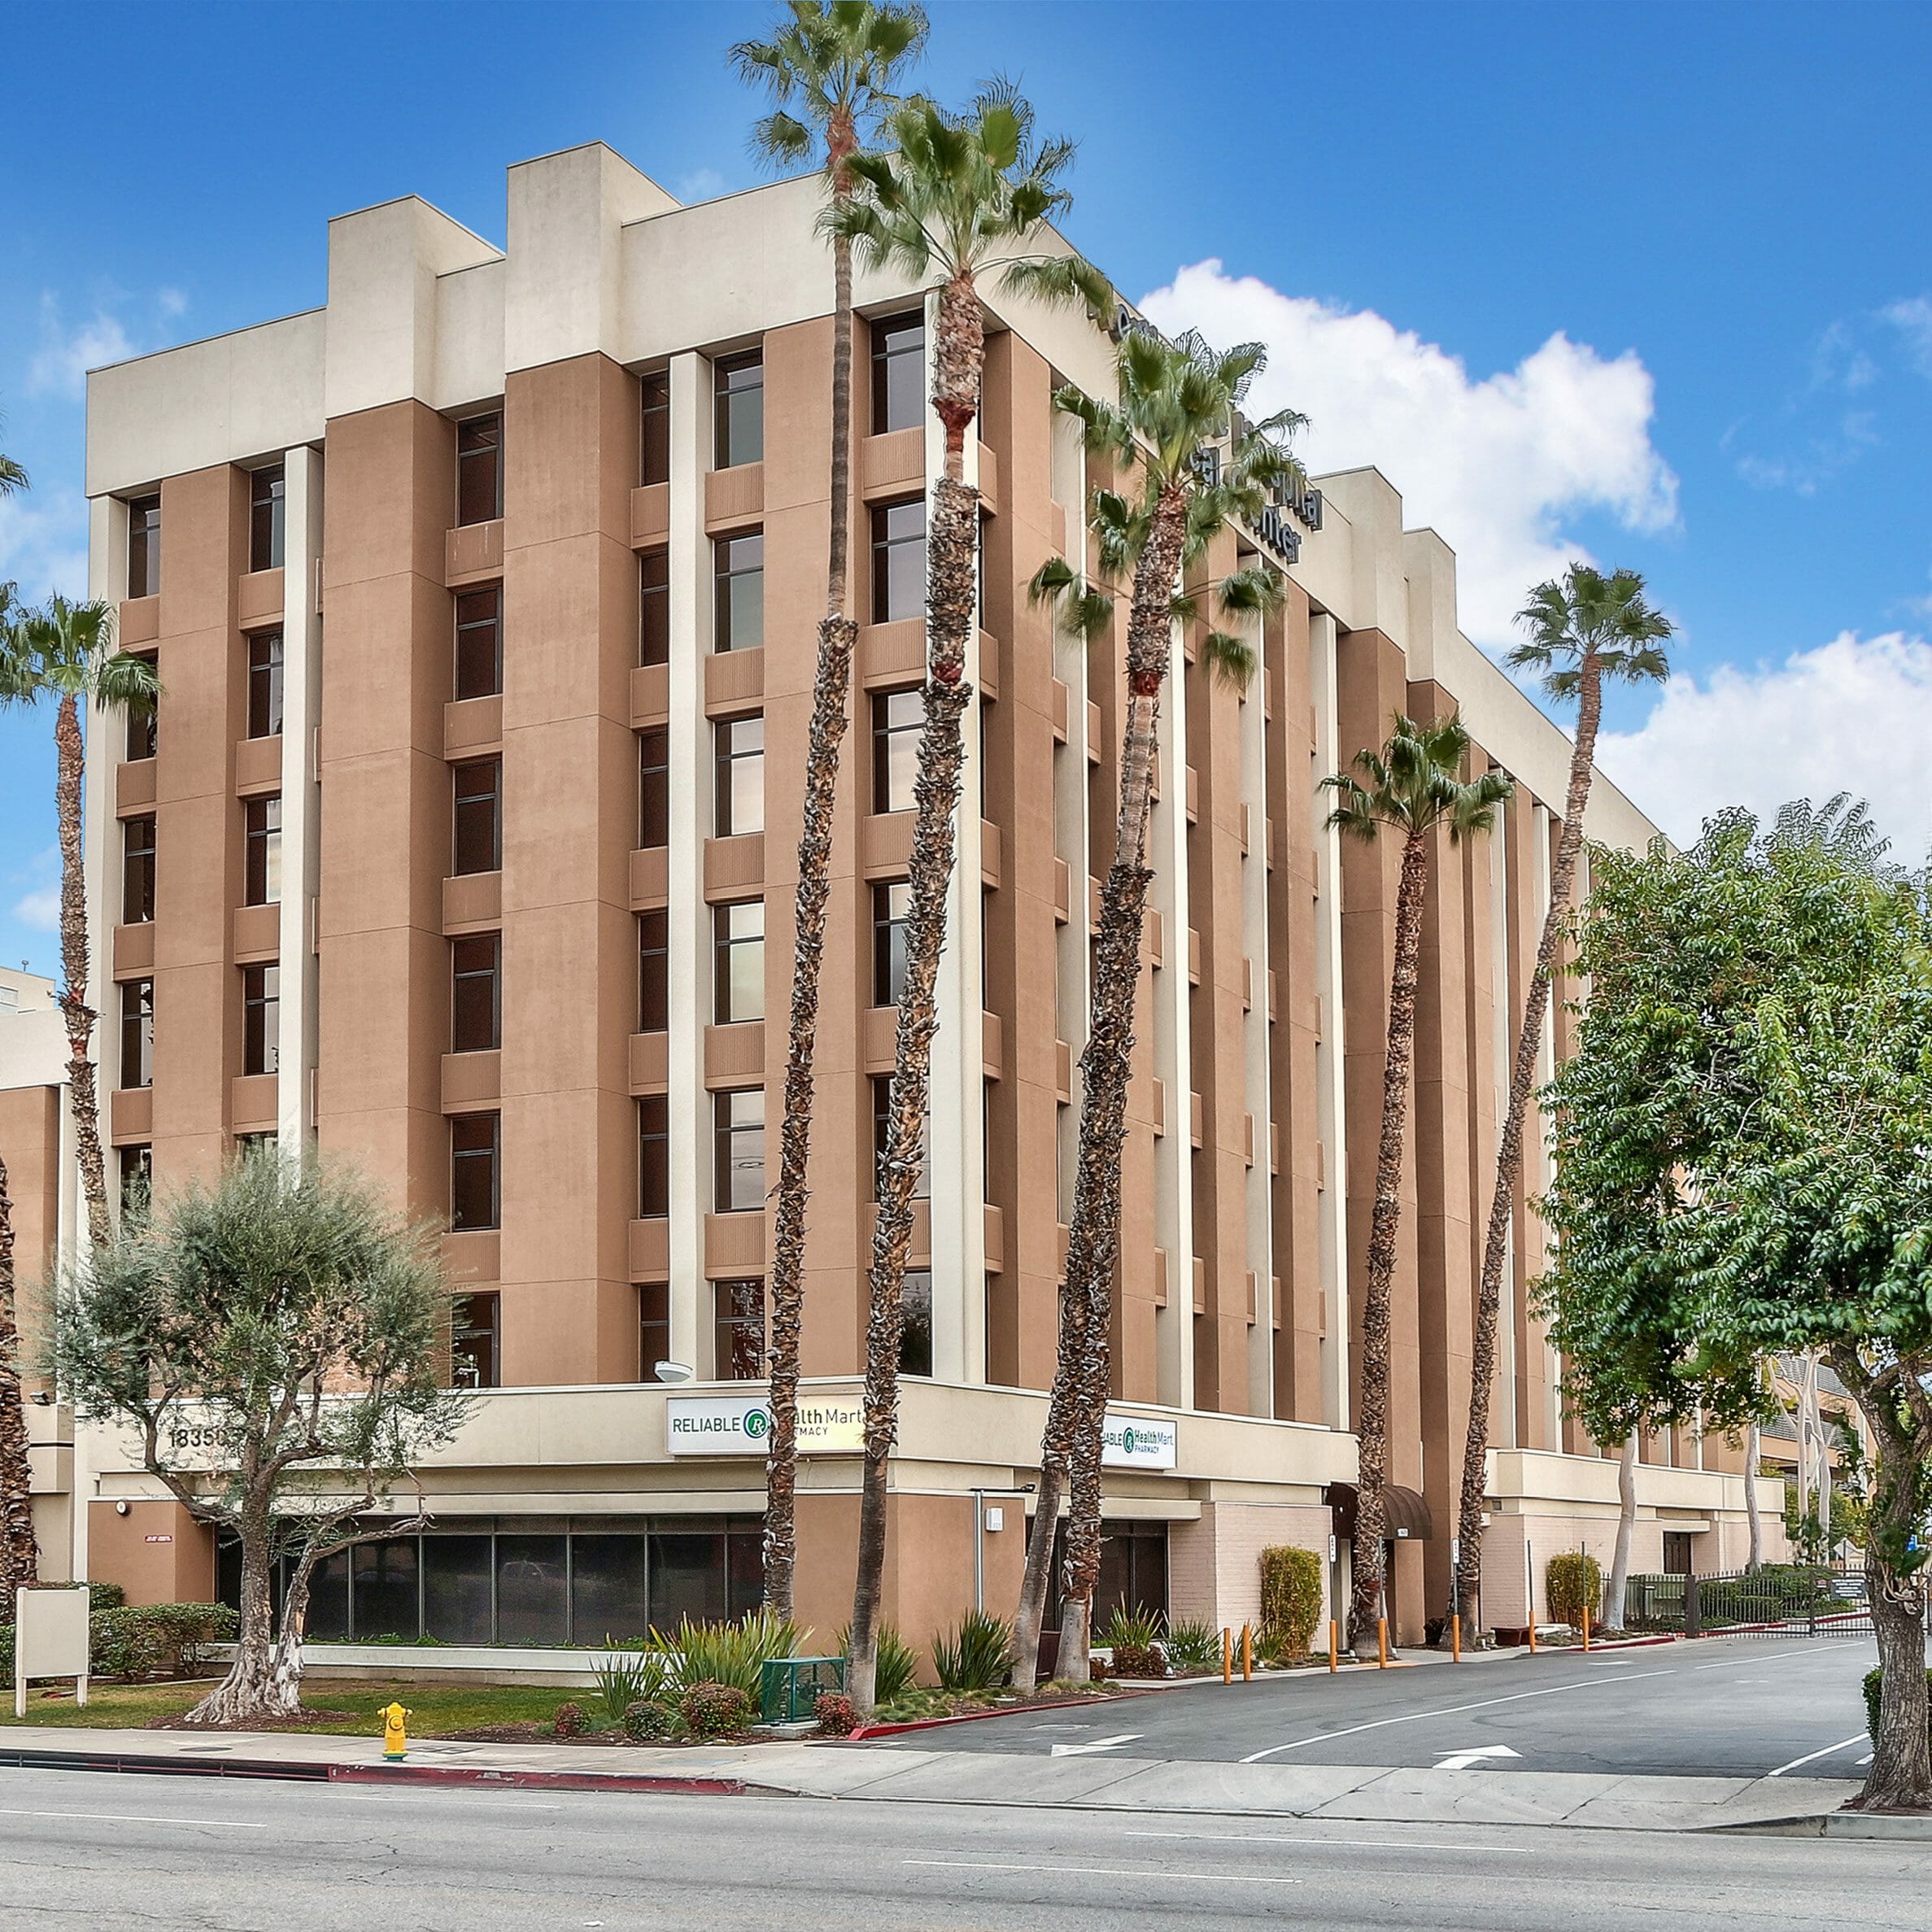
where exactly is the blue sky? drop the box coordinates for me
[3,0,1930,976]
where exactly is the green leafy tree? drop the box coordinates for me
[730,0,930,1627]
[50,1151,469,1725]
[1535,800,1932,1810]
[825,81,1108,1712]
[0,596,159,1247]
[1014,326,1297,1683]
[1454,565,1672,1633]
[1324,714,1509,1655]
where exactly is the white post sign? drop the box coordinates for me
[666,1393,865,1457]
[15,1585,90,1719]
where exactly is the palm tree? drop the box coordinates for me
[1325,713,1509,1654]
[0,596,160,1249]
[1012,329,1300,1684]
[730,0,929,1629]
[0,1154,36,1616]
[1451,567,1671,1638]
[826,82,1109,1711]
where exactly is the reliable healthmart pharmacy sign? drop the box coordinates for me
[666,1394,864,1457]
[1101,1410,1178,1471]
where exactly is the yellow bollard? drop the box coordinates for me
[1241,1624,1253,1682]
[1328,1619,1338,1673]
[381,1701,412,1762]
[1222,1627,1232,1683]
[1581,1605,1591,1653]
[1377,1617,1389,1668]
[1452,1613,1461,1663]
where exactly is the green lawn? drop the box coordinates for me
[1,1681,597,1737]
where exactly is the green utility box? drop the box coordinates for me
[761,1655,846,1724]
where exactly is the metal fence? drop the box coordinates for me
[1625,1563,1872,1638]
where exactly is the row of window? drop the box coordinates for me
[115,962,278,1086]
[123,466,284,601]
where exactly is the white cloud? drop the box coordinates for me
[1883,295,1932,377]
[676,167,729,203]
[156,286,189,319]
[11,885,59,933]
[1138,260,1679,646]
[27,296,136,400]
[0,486,89,601]
[1595,631,1932,859]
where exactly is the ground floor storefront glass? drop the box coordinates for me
[1046,1519,1170,1627]
[216,1516,765,1646]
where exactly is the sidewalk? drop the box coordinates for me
[0,1721,1866,1833]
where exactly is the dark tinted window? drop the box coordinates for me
[119,1144,151,1215]
[125,656,158,760]
[457,413,503,526]
[250,465,286,572]
[713,531,763,652]
[901,1269,933,1377]
[714,900,765,1024]
[873,879,910,1005]
[638,730,669,848]
[451,1292,499,1389]
[451,1111,499,1231]
[639,1283,671,1383]
[246,631,284,739]
[873,1073,931,1202]
[452,759,502,875]
[714,1088,764,1212]
[639,1095,669,1218]
[244,796,281,906]
[638,909,669,1031]
[451,932,500,1053]
[714,1279,764,1381]
[123,816,156,923]
[120,979,153,1090]
[713,713,763,836]
[872,688,922,813]
[127,496,161,598]
[639,550,669,667]
[242,963,279,1077]
[713,353,763,469]
[639,372,670,486]
[871,312,924,434]
[455,587,503,700]
[871,499,925,624]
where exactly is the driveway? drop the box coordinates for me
[870,1634,1879,1782]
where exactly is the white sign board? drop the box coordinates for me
[1101,1410,1178,1471]
[15,1585,90,1718]
[666,1393,865,1457]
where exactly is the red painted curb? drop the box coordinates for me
[329,1764,752,1795]
[849,1688,1158,1741]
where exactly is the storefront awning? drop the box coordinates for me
[1324,1481,1434,1542]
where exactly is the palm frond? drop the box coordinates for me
[1510,563,1674,707]
[1201,630,1256,691]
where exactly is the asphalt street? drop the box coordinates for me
[0,1766,1921,1930]
[874,1635,1881,1782]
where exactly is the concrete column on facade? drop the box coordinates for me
[1487,791,1518,1448]
[276,444,323,1155]
[665,350,710,1376]
[1530,800,1563,1448]
[1049,408,1089,1241]
[1306,612,1350,1433]
[922,287,987,1385]
[1238,618,1276,1419]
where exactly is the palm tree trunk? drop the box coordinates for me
[1603,1433,1637,1630]
[1350,823,1433,1654]
[1453,661,1603,1632]
[848,276,981,1713]
[0,1155,39,1617]
[1022,488,1189,1686]
[54,693,110,1250]
[763,219,861,1624]
[1744,1421,1763,1572]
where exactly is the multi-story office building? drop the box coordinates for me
[55,144,1779,1646]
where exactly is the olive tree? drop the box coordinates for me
[1537,799,1932,1810]
[52,1151,468,1725]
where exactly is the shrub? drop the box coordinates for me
[591,1649,670,1725]
[814,1691,857,1737]
[651,1611,804,1699]
[553,1701,588,1738]
[1098,1607,1167,1678]
[931,1610,1014,1693]
[621,1698,675,1741]
[1259,1546,1324,1656]
[86,1581,126,1614]
[89,1603,238,1681]
[1546,1553,1603,1629]
[838,1621,920,1703]
[1163,1618,1221,1674]
[680,1680,753,1739]
[1864,1666,1932,1747]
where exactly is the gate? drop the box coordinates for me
[1625,1563,1873,1638]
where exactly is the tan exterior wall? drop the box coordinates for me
[87,1499,216,1607]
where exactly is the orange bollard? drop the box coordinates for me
[1222,1627,1232,1682]
[1377,1617,1389,1668]
[1241,1624,1253,1681]
[1328,1620,1338,1673]
[1582,1605,1591,1652]
[1528,1619,1538,1655]
[1452,1613,1461,1663]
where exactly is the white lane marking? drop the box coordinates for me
[0,1806,268,1830]
[1238,1668,1675,1764]
[1124,1830,1532,1855]
[1768,1733,1873,1778]
[905,1859,1301,1886]
[1049,1732,1142,1758]
[1686,1643,1860,1670]
[334,1794,564,1809]
[1858,1754,1874,1767]
[1433,1745,1521,1771]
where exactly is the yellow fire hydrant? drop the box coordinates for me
[381,1702,412,1762]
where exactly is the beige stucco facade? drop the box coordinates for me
[57,143,1783,1647]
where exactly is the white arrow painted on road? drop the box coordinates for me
[1433,1746,1522,1771]
[1049,1733,1143,1758]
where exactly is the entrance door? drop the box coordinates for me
[1663,1531,1694,1576]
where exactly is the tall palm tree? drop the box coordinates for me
[730,0,929,1628]
[1325,713,1509,1654]
[0,596,160,1249]
[0,1154,34,1615]
[1451,567,1671,1637]
[1012,330,1300,1683]
[826,82,1109,1710]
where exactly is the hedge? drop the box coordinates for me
[0,1602,238,1684]
[1259,1546,1324,1656]
[1546,1552,1603,1628]
[1864,1667,1932,1748]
